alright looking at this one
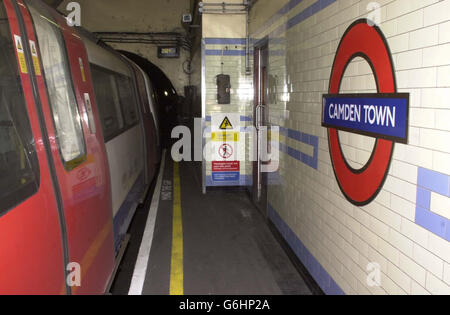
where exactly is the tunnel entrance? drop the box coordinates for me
[119,51,179,148]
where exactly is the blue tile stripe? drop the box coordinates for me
[252,0,305,38]
[415,168,450,241]
[253,0,337,39]
[268,204,345,295]
[204,39,252,56]
[205,49,246,56]
[240,115,253,122]
[203,123,319,170]
[204,0,337,56]
[205,115,252,122]
[279,126,319,170]
[418,168,450,197]
[205,38,247,45]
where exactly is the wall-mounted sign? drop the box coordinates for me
[322,19,409,206]
[14,35,28,74]
[211,113,240,184]
[29,40,41,76]
[158,46,180,58]
[322,93,409,143]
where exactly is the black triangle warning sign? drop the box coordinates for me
[219,117,233,130]
[17,39,22,51]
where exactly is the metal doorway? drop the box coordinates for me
[252,41,269,216]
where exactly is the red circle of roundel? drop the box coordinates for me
[328,20,396,206]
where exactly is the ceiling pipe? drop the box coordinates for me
[198,1,247,14]
[245,2,251,75]
[199,2,246,7]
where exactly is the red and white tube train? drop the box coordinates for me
[0,0,161,294]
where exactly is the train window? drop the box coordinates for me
[0,2,39,214]
[116,75,139,127]
[26,1,86,170]
[90,64,125,141]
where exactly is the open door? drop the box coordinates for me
[252,42,269,216]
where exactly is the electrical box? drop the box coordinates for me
[217,74,231,104]
[182,14,192,23]
[157,46,180,59]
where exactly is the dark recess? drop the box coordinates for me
[119,50,180,148]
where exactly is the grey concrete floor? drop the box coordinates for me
[140,157,313,295]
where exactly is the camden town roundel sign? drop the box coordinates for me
[322,19,409,206]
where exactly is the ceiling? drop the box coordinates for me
[43,0,64,8]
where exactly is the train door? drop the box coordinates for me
[252,42,269,216]
[141,70,161,163]
[138,66,160,171]
[128,61,156,184]
[0,0,67,294]
[18,0,115,294]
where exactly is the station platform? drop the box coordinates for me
[124,153,318,295]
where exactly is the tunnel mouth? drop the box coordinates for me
[118,50,179,102]
[119,50,180,148]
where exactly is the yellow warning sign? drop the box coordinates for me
[29,40,41,76]
[219,116,233,130]
[14,35,28,74]
[79,58,86,82]
[212,132,240,142]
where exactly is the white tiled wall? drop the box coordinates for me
[202,1,254,181]
[246,0,450,295]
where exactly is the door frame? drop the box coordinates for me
[252,37,269,216]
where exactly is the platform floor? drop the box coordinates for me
[126,155,314,295]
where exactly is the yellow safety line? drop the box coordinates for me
[170,162,184,295]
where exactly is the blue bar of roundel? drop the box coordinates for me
[323,96,408,140]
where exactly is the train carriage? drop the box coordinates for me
[0,0,160,294]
